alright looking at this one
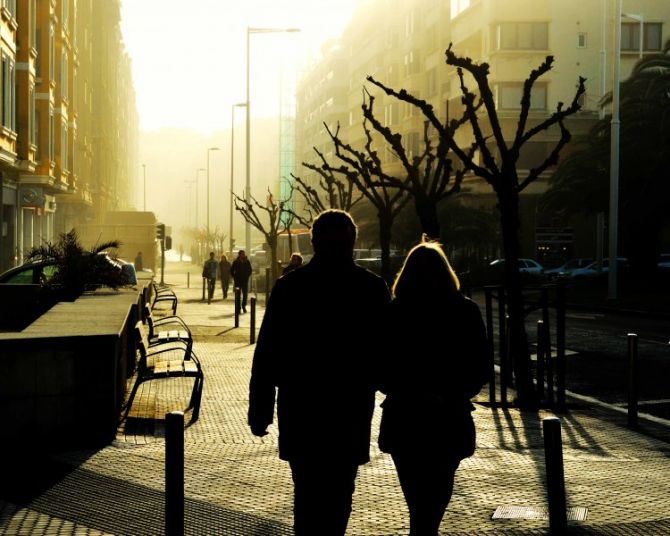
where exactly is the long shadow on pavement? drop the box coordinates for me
[0,457,292,536]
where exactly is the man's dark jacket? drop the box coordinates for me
[248,256,390,464]
[230,257,252,285]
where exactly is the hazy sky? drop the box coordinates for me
[120,0,362,134]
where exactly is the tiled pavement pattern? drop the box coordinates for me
[1,265,670,535]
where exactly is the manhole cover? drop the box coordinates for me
[492,506,588,521]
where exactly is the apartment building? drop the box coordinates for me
[0,0,138,272]
[295,0,670,259]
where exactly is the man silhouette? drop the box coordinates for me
[231,250,252,312]
[202,251,218,304]
[248,209,390,536]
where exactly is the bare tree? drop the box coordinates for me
[233,189,292,284]
[360,88,475,239]
[323,122,411,282]
[369,46,585,407]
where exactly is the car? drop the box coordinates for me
[657,253,670,270]
[488,258,544,275]
[544,258,594,279]
[0,253,136,286]
[569,257,628,278]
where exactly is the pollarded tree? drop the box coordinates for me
[323,121,411,282]
[289,147,364,227]
[233,189,292,285]
[360,88,475,239]
[543,40,670,275]
[369,46,585,407]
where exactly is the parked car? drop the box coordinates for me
[0,253,136,286]
[488,258,544,275]
[657,254,670,270]
[544,258,594,279]
[569,257,629,279]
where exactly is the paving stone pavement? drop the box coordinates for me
[1,263,670,535]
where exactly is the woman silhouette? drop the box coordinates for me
[378,239,488,536]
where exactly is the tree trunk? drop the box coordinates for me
[414,193,441,240]
[378,210,393,284]
[269,236,279,288]
[498,186,538,408]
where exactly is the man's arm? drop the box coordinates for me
[248,280,283,436]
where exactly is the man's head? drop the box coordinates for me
[311,209,357,260]
[220,254,227,261]
[290,253,303,266]
[209,251,215,260]
[238,250,246,259]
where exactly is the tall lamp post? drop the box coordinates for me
[206,147,220,236]
[195,167,205,229]
[142,163,147,211]
[608,2,644,299]
[246,26,300,254]
[230,103,246,255]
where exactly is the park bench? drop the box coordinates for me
[121,321,203,424]
[151,281,178,315]
[143,304,193,359]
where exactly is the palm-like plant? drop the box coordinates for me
[27,229,129,297]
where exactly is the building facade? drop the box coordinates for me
[0,0,138,272]
[295,0,670,261]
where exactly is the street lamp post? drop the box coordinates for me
[195,167,205,229]
[206,147,219,236]
[245,26,300,254]
[230,103,246,255]
[142,164,146,211]
[608,3,644,299]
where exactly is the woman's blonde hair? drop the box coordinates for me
[391,237,460,299]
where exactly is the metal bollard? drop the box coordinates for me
[187,272,190,289]
[250,297,257,344]
[234,287,241,328]
[555,284,567,411]
[537,320,545,400]
[627,333,639,429]
[166,411,185,536]
[545,320,555,407]
[484,287,496,405]
[201,277,205,301]
[498,288,508,406]
[543,417,567,535]
[265,267,270,305]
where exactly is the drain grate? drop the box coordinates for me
[492,505,588,521]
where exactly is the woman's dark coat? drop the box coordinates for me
[378,293,488,460]
[248,256,390,464]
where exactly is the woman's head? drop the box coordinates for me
[392,239,460,299]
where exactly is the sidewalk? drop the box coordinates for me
[1,262,670,535]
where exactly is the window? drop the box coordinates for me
[49,26,55,82]
[426,67,438,97]
[577,32,587,48]
[494,22,548,50]
[48,109,54,161]
[384,103,398,126]
[30,0,36,49]
[3,0,16,18]
[61,122,68,171]
[621,22,662,52]
[405,10,415,37]
[451,0,478,18]
[1,55,15,131]
[29,88,36,146]
[60,51,68,99]
[35,29,41,77]
[404,50,420,76]
[497,82,547,110]
[406,132,420,159]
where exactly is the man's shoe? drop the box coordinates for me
[242,307,247,313]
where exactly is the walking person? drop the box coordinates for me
[219,254,231,299]
[202,251,218,304]
[377,239,488,536]
[248,209,391,536]
[230,249,252,313]
[133,251,143,272]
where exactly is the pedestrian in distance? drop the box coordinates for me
[248,209,391,536]
[231,249,252,313]
[281,253,303,275]
[377,238,488,536]
[202,251,218,304]
[133,251,143,272]
[219,254,232,299]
